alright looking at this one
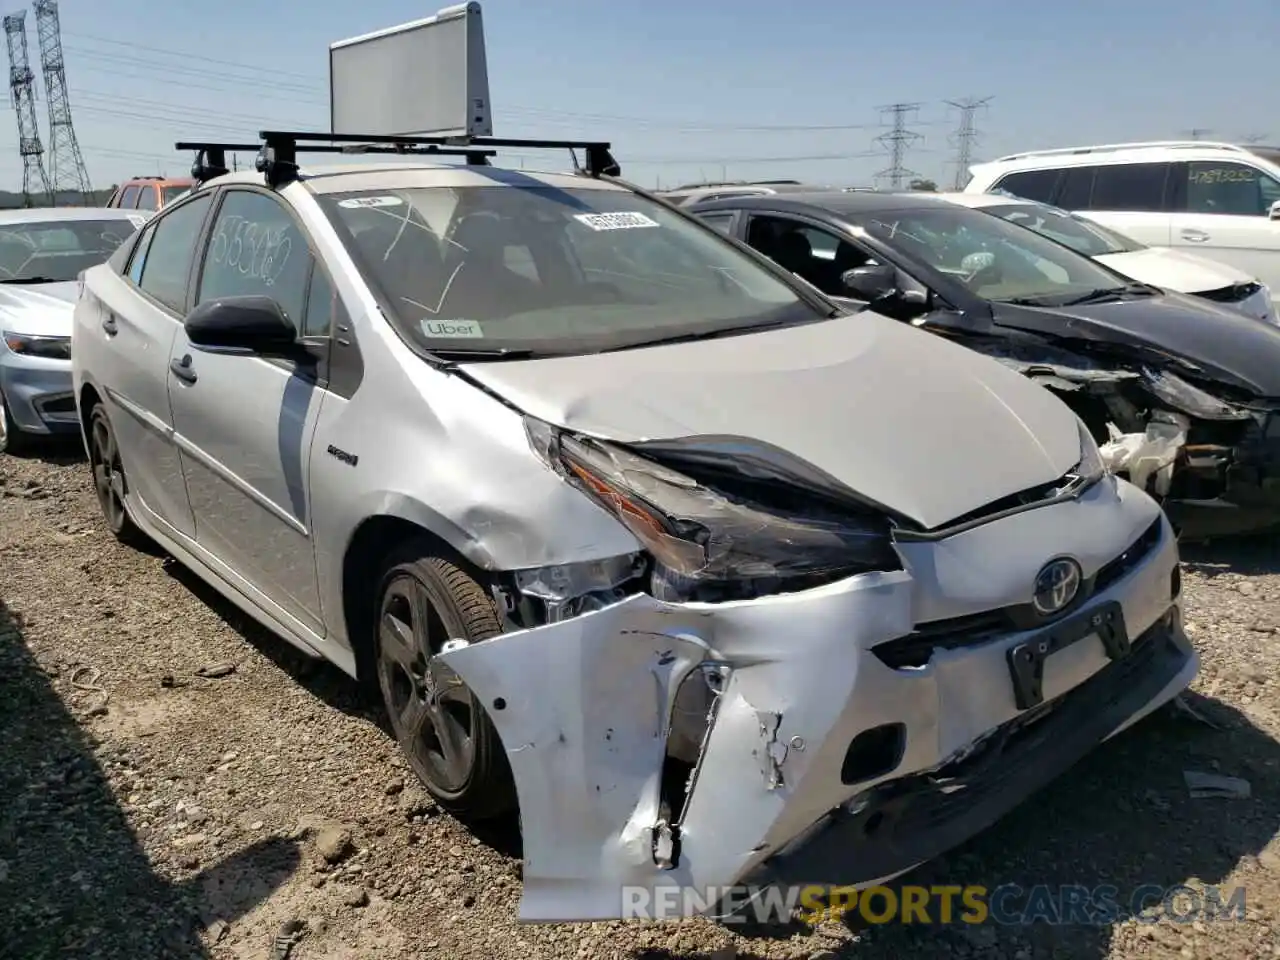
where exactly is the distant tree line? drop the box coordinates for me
[0,186,118,209]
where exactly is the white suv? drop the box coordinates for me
[964,141,1280,311]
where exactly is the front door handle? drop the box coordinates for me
[169,354,198,385]
[1181,228,1211,243]
[101,314,117,335]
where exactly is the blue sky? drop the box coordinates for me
[3,0,1277,193]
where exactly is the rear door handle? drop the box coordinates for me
[1181,228,1211,242]
[101,313,118,335]
[169,355,198,385]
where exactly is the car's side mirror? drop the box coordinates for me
[841,263,898,301]
[1269,200,1280,221]
[184,295,299,355]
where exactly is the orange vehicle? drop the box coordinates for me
[106,176,195,216]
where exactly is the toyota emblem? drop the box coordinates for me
[1033,558,1082,616]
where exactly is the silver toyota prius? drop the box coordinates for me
[0,207,142,453]
[70,148,1196,922]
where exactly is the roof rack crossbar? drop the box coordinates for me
[176,131,619,188]
[991,140,1251,163]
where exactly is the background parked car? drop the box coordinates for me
[107,176,196,218]
[0,207,141,453]
[658,179,824,207]
[935,190,1276,324]
[962,140,1280,311]
[688,189,1280,538]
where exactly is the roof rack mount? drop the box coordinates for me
[175,130,620,187]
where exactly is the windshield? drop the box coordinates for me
[318,183,822,355]
[857,205,1137,307]
[985,203,1144,256]
[0,218,138,283]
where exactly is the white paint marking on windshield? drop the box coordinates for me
[573,211,660,231]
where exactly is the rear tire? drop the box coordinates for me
[87,402,148,548]
[374,543,516,821]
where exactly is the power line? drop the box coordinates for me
[946,96,992,190]
[873,103,923,190]
[4,11,51,206]
[34,0,92,203]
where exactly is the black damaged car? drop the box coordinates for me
[688,190,1280,538]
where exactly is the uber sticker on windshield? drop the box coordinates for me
[338,195,405,209]
[421,318,485,339]
[573,211,660,231]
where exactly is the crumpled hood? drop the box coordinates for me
[989,292,1280,398]
[458,312,1082,530]
[0,280,78,337]
[1094,247,1255,295]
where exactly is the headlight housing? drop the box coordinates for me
[528,418,901,602]
[2,331,71,360]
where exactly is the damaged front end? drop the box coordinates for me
[977,338,1280,539]
[437,415,1195,922]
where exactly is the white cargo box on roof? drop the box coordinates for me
[329,1,493,139]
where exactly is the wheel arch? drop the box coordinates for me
[340,509,499,686]
[78,381,103,451]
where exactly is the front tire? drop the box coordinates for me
[87,402,147,547]
[374,545,516,821]
[0,388,32,455]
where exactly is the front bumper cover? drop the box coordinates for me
[440,478,1193,922]
[0,352,77,434]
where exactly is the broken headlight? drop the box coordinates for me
[533,422,900,602]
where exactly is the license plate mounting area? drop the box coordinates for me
[1005,600,1129,710]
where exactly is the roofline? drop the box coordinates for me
[986,140,1254,164]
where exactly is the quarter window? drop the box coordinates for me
[197,190,310,328]
[992,169,1060,203]
[1184,161,1280,216]
[1090,163,1169,212]
[134,193,212,311]
[697,212,735,235]
[301,266,335,339]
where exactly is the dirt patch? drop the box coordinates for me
[1,444,1278,959]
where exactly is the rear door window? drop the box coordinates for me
[118,185,141,209]
[1090,163,1170,211]
[1056,167,1096,209]
[133,193,212,312]
[135,186,158,212]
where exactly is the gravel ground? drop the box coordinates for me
[2,440,1280,960]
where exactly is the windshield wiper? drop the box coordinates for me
[1059,283,1155,306]
[428,347,553,365]
[596,318,809,355]
[0,276,60,284]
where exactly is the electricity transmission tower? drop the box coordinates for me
[4,11,51,207]
[946,96,992,190]
[33,0,91,203]
[874,103,923,189]
[1186,128,1213,141]
[1240,133,1270,144]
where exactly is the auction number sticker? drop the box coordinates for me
[338,195,405,209]
[573,211,660,231]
